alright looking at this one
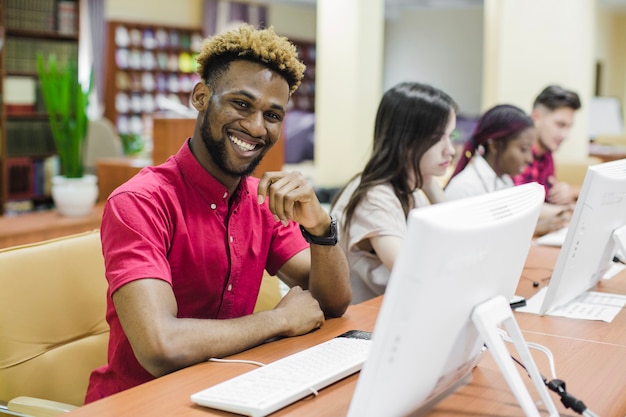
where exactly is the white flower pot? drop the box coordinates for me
[51,174,99,217]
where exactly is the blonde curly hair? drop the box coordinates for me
[196,24,305,95]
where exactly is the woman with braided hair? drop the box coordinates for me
[446,104,570,236]
[445,104,535,200]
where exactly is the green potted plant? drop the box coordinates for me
[37,53,98,216]
[119,132,145,156]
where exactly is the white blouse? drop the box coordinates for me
[331,177,429,303]
[445,155,514,201]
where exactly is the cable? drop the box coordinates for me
[495,329,600,417]
[612,255,626,265]
[208,357,266,367]
[519,266,553,286]
[546,379,599,417]
[497,329,556,379]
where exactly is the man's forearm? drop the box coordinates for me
[308,244,351,317]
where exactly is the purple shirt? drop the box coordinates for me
[85,139,308,402]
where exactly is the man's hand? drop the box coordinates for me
[535,203,574,237]
[259,171,351,317]
[272,286,325,336]
[257,171,330,236]
[547,176,574,205]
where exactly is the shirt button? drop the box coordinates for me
[229,236,233,243]
[222,191,228,199]
[227,284,233,291]
[210,203,216,210]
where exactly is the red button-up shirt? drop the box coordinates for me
[86,139,308,402]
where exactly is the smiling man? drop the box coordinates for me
[85,24,351,402]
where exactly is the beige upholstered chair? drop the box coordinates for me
[555,156,603,187]
[0,229,283,416]
[0,231,109,416]
[254,272,284,312]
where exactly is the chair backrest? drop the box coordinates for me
[0,231,109,407]
[253,272,283,313]
[84,118,124,174]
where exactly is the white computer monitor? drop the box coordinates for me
[539,158,626,315]
[347,183,544,417]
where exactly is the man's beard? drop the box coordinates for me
[200,114,265,178]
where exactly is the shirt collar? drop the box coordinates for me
[173,138,247,205]
[472,154,514,188]
[532,145,546,161]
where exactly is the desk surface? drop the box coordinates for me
[516,245,626,347]
[67,245,626,417]
[589,143,626,163]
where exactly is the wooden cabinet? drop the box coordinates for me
[95,157,148,203]
[0,0,79,214]
[103,21,203,149]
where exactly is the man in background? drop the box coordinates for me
[514,85,581,235]
[514,84,582,204]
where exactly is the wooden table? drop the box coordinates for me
[516,244,626,347]
[65,245,626,417]
[0,203,104,249]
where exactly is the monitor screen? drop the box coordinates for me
[347,183,544,417]
[539,158,626,315]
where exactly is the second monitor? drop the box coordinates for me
[539,157,626,315]
[347,183,545,417]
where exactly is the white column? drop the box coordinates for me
[482,0,595,162]
[314,0,385,188]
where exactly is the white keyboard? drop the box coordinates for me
[535,226,569,247]
[191,330,372,417]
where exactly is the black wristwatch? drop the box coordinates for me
[300,215,338,246]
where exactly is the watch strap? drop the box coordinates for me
[300,215,338,246]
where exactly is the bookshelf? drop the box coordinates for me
[289,39,316,113]
[103,21,203,149]
[0,0,79,214]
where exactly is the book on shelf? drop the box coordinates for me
[5,155,59,202]
[6,120,56,157]
[4,76,37,115]
[43,155,60,196]
[57,0,78,35]
[33,158,46,197]
[5,0,56,32]
[6,157,34,200]
[6,37,78,73]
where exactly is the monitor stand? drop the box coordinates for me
[472,296,559,417]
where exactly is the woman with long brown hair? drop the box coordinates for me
[331,82,457,303]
